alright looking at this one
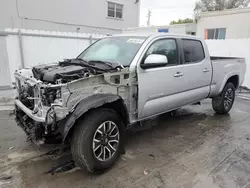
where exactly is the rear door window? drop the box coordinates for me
[182,39,205,63]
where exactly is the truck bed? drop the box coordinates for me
[209,56,246,97]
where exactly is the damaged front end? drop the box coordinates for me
[14,61,133,145]
[14,66,70,144]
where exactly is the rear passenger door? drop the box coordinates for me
[178,39,212,103]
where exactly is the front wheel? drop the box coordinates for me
[212,82,236,114]
[71,108,124,173]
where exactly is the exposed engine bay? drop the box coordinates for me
[32,59,106,84]
[17,58,123,108]
[17,59,105,112]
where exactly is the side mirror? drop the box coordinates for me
[140,54,168,69]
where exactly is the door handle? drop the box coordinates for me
[174,72,184,77]
[203,68,210,73]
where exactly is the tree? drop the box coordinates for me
[194,0,250,12]
[170,18,194,25]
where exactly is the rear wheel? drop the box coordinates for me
[71,108,124,173]
[212,82,235,114]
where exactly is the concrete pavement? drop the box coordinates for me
[1,98,250,187]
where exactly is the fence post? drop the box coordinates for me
[0,32,13,89]
[89,35,92,45]
[18,30,25,68]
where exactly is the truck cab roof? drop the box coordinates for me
[112,32,202,40]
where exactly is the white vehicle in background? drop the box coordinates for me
[14,33,246,172]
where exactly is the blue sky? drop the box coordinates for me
[140,0,196,26]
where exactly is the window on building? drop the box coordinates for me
[182,39,205,63]
[205,28,226,39]
[108,2,123,19]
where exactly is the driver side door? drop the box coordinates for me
[137,38,186,119]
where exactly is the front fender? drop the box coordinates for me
[59,94,121,141]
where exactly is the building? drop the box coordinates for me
[0,0,140,34]
[123,23,197,35]
[197,7,250,39]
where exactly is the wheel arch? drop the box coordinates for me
[59,94,129,143]
[226,75,239,89]
[219,74,239,94]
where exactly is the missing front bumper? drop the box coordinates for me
[15,99,45,122]
[14,99,69,145]
[15,105,63,145]
[15,105,45,144]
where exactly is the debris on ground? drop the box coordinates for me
[121,157,126,161]
[46,160,75,175]
[45,145,70,156]
[0,176,12,181]
[144,169,150,175]
[9,147,14,150]
[149,154,155,159]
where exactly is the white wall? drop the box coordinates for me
[169,26,186,34]
[0,0,139,34]
[3,29,105,85]
[206,39,250,88]
[197,8,250,39]
[2,29,250,90]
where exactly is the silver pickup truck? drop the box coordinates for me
[14,33,246,172]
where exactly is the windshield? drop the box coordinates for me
[77,36,146,66]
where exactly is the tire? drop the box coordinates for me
[212,82,236,114]
[71,108,124,173]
